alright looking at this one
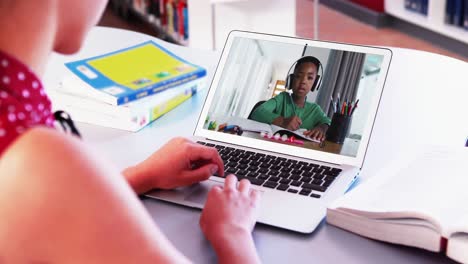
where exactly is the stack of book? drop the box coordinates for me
[48,41,206,132]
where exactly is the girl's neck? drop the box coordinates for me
[0,1,57,76]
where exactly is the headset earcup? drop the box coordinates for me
[286,74,294,89]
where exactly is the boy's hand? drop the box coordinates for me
[304,124,328,142]
[273,115,302,131]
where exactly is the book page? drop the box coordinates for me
[447,212,468,237]
[447,232,468,263]
[223,116,272,133]
[447,213,468,264]
[330,146,468,234]
[270,125,321,143]
[58,74,110,101]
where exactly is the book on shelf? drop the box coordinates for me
[421,0,428,15]
[410,0,422,14]
[49,78,205,132]
[404,0,428,15]
[453,0,465,27]
[465,0,468,29]
[216,116,321,143]
[326,146,468,264]
[166,0,175,36]
[446,0,455,24]
[445,0,467,28]
[123,0,189,44]
[64,40,204,106]
[404,0,411,10]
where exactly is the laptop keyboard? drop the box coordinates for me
[197,141,342,199]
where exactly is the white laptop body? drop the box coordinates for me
[146,31,392,233]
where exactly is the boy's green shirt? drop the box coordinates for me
[251,92,331,129]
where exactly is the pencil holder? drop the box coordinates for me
[326,113,352,144]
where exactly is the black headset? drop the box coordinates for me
[284,56,323,92]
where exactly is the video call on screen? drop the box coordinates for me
[204,37,385,158]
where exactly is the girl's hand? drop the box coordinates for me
[200,175,261,263]
[123,137,224,193]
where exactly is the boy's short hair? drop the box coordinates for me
[294,56,321,73]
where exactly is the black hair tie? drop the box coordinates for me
[53,110,81,138]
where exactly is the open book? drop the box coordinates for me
[224,116,321,143]
[326,146,468,263]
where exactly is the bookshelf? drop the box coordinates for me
[385,0,468,45]
[109,0,189,46]
[271,80,286,98]
[109,0,296,50]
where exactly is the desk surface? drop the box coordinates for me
[204,115,360,156]
[239,131,360,156]
[44,27,467,263]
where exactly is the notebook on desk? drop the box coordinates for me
[146,31,392,233]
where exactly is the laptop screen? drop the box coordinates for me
[196,31,391,167]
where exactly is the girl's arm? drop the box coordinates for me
[0,127,190,263]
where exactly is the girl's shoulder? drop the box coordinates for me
[0,127,85,178]
[0,50,55,155]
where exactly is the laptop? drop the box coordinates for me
[146,31,392,233]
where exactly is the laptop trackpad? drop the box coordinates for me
[184,180,222,205]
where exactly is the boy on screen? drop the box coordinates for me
[251,56,330,141]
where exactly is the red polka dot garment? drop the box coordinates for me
[0,50,55,156]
